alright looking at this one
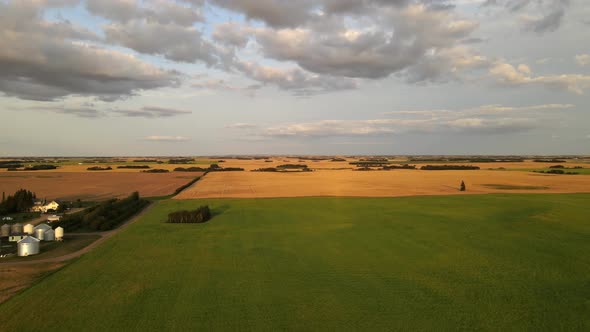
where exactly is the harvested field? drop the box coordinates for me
[0,262,65,304]
[175,170,590,199]
[0,172,202,201]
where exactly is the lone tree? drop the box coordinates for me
[460,180,466,191]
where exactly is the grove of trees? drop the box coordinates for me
[167,206,211,223]
[0,189,36,214]
[53,192,148,231]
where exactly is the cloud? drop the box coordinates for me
[26,104,191,118]
[86,0,203,26]
[490,62,590,94]
[246,5,479,80]
[114,107,192,118]
[143,136,190,142]
[235,61,358,96]
[225,123,258,129]
[256,117,537,138]
[192,79,261,96]
[104,20,231,66]
[485,0,571,33]
[232,102,574,138]
[383,103,575,117]
[0,1,180,101]
[576,54,590,66]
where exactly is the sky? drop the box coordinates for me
[0,0,589,156]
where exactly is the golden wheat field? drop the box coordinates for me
[0,172,201,200]
[175,169,590,199]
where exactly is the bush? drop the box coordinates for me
[24,164,58,170]
[87,166,112,171]
[167,206,211,223]
[134,159,157,162]
[174,167,208,172]
[141,169,169,173]
[169,158,194,164]
[382,164,416,170]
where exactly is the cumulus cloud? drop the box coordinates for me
[0,1,179,101]
[104,21,226,65]
[490,62,590,94]
[235,61,358,96]
[144,136,190,142]
[86,0,203,26]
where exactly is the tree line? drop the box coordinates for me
[420,165,480,170]
[167,206,211,223]
[53,192,148,231]
[0,189,36,215]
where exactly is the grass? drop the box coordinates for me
[482,184,550,190]
[0,194,589,331]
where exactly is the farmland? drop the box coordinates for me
[1,194,589,331]
[175,169,590,199]
[0,172,202,201]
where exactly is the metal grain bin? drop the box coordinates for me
[35,228,45,241]
[1,224,10,237]
[24,224,34,235]
[44,229,55,242]
[34,223,51,232]
[11,223,23,234]
[18,236,40,256]
[55,227,64,241]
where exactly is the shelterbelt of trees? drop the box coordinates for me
[53,192,148,231]
[0,189,36,215]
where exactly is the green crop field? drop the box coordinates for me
[1,194,590,331]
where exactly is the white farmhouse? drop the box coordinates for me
[31,201,60,213]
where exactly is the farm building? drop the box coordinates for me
[17,236,40,256]
[1,224,10,237]
[9,233,27,242]
[47,215,61,223]
[31,201,60,213]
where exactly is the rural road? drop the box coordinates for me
[0,204,154,267]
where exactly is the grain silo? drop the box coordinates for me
[55,227,64,241]
[18,236,40,256]
[34,223,52,232]
[44,229,55,241]
[1,224,10,237]
[11,223,23,234]
[35,228,45,241]
[24,224,34,235]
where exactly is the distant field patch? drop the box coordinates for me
[175,170,590,199]
[0,172,203,201]
[483,184,550,190]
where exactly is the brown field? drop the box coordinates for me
[0,172,202,200]
[175,169,590,199]
[0,262,65,304]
